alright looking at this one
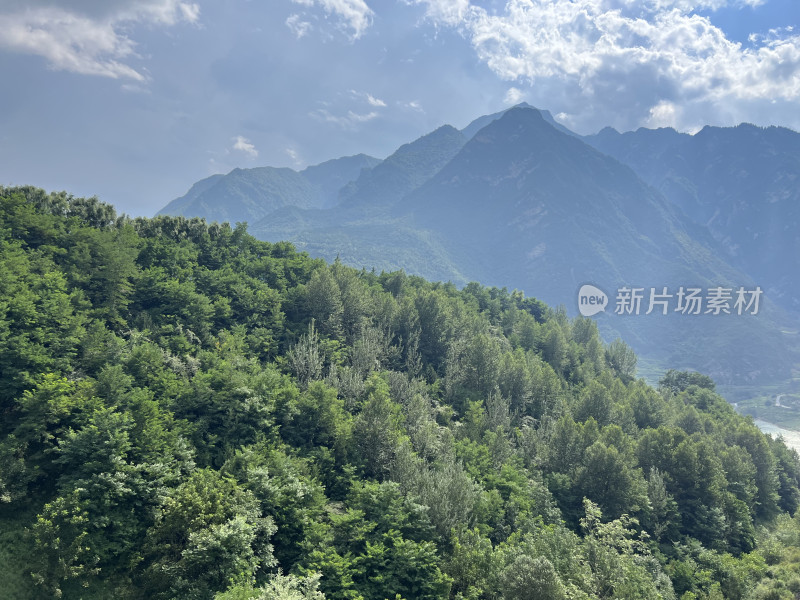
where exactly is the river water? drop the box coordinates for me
[754,419,800,454]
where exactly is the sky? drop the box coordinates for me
[0,0,799,217]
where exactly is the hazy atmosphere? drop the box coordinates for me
[1,0,799,216]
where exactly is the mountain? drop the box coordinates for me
[248,124,472,282]
[301,153,382,208]
[460,102,577,139]
[583,126,690,182]
[9,187,800,600]
[337,125,467,209]
[585,123,800,314]
[163,172,226,216]
[404,107,725,297]
[158,153,381,223]
[160,106,800,387]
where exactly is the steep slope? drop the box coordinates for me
[336,125,467,209]
[301,153,382,208]
[585,123,800,314]
[405,108,723,292]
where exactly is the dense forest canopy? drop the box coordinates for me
[3,186,800,599]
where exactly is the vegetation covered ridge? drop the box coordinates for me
[2,186,800,600]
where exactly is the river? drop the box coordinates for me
[754,419,800,454]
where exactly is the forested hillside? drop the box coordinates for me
[4,186,800,600]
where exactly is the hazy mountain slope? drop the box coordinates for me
[157,166,321,224]
[584,126,690,182]
[337,125,466,208]
[249,125,473,281]
[301,153,382,208]
[159,154,382,223]
[405,108,713,289]
[159,173,225,216]
[585,123,800,314]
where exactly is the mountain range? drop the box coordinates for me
[159,104,800,391]
[585,123,800,315]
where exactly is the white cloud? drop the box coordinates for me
[406,0,471,27]
[178,2,200,22]
[0,0,199,80]
[398,99,424,112]
[233,135,259,158]
[504,87,524,104]
[310,108,379,128]
[349,89,387,107]
[366,93,386,107]
[286,147,302,165]
[286,13,313,38]
[1,0,199,23]
[412,0,800,132]
[292,0,373,39]
[646,100,680,128]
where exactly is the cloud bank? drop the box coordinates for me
[300,0,800,132]
[406,0,800,130]
[0,0,199,80]
[453,0,800,131]
[289,0,373,39]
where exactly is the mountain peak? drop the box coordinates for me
[336,124,466,208]
[467,104,569,149]
[461,103,577,140]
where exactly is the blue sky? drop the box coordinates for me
[0,0,798,216]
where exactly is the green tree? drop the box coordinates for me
[139,468,276,599]
[353,375,405,480]
[501,555,566,600]
[216,573,326,600]
[605,338,637,381]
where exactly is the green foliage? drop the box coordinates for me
[139,468,276,599]
[500,554,566,600]
[216,572,327,600]
[660,369,717,395]
[605,338,637,381]
[2,187,800,599]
